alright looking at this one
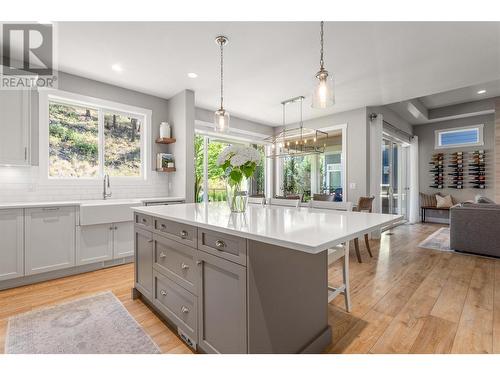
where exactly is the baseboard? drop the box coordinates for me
[0,256,133,291]
[422,217,450,224]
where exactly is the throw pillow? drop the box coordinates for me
[419,192,437,207]
[436,194,453,208]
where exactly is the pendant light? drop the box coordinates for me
[312,21,335,109]
[214,35,230,132]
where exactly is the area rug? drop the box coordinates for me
[418,227,452,252]
[5,291,160,354]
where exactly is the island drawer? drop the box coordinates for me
[153,270,197,341]
[135,213,153,229]
[154,218,197,248]
[153,233,197,294]
[198,229,247,266]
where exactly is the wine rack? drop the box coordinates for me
[468,150,486,189]
[429,150,487,190]
[429,153,444,189]
[448,152,465,189]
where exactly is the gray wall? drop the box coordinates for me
[168,90,195,202]
[195,107,274,138]
[30,71,170,170]
[413,113,495,206]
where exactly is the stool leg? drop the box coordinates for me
[343,242,351,312]
[353,238,362,263]
[364,233,373,258]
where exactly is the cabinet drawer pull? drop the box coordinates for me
[148,239,154,243]
[196,261,202,265]
[160,290,167,296]
[215,239,226,249]
[159,252,166,259]
[180,230,188,238]
[42,207,60,211]
[160,223,167,229]
[181,306,189,314]
[142,218,147,223]
[181,262,189,270]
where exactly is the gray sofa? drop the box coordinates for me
[450,203,500,258]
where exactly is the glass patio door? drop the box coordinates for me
[381,137,409,220]
[381,138,399,215]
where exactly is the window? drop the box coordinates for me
[435,125,483,149]
[41,91,150,181]
[194,134,266,203]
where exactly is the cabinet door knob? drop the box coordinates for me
[142,218,147,223]
[114,226,118,230]
[160,290,167,296]
[110,226,114,230]
[215,239,226,249]
[180,230,188,238]
[159,252,166,258]
[160,223,166,229]
[181,306,189,314]
[181,262,189,270]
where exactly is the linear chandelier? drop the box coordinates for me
[266,96,328,158]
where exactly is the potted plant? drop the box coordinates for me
[217,145,261,212]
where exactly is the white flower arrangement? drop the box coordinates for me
[216,145,261,187]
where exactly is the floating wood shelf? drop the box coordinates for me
[155,137,176,144]
[156,167,176,173]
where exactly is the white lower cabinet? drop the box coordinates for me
[25,206,76,275]
[78,224,113,265]
[113,221,134,258]
[0,209,24,281]
[77,221,134,265]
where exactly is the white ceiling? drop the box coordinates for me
[53,22,500,126]
[418,79,500,109]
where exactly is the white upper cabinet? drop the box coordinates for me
[0,90,30,165]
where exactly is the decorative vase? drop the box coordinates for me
[225,177,248,213]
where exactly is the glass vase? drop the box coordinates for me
[225,178,248,213]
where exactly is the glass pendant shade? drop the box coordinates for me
[312,70,335,109]
[214,108,230,132]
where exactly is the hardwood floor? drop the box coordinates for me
[1,222,499,354]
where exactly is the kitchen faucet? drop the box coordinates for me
[103,174,112,200]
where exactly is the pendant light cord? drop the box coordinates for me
[220,41,224,110]
[320,21,324,70]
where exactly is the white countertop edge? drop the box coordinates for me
[132,206,403,254]
[0,197,185,210]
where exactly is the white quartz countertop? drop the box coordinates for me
[133,202,402,253]
[0,196,185,210]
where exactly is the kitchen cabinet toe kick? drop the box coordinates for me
[134,214,332,354]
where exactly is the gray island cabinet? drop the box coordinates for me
[132,203,400,354]
[132,210,331,354]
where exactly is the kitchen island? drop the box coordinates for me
[132,202,400,354]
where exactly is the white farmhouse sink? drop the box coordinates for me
[80,199,142,225]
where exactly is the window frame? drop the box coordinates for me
[39,89,152,186]
[434,124,484,150]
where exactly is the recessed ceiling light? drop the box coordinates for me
[187,72,198,78]
[111,64,123,73]
[477,89,486,94]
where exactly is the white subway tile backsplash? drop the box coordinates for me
[0,167,170,202]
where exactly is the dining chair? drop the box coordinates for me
[310,199,353,312]
[352,196,375,262]
[269,197,300,208]
[312,193,335,202]
[247,196,266,205]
